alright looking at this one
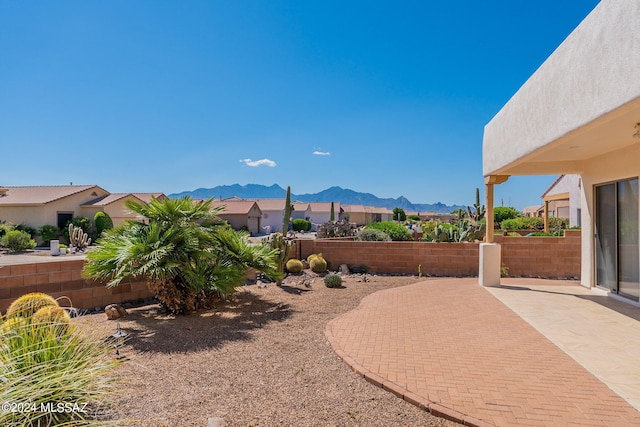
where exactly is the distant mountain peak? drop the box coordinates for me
[169,184,464,213]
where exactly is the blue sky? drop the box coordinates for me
[0,1,600,209]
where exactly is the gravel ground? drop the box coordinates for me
[77,273,459,427]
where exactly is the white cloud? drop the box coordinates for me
[313,151,331,156]
[239,158,277,167]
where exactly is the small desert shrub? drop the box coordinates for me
[316,220,354,238]
[500,217,543,231]
[366,221,411,241]
[493,207,521,225]
[527,231,563,237]
[94,211,114,237]
[324,274,343,288]
[356,228,391,241]
[14,223,37,239]
[292,218,311,232]
[285,258,304,273]
[63,216,94,241]
[38,224,60,246]
[1,230,36,252]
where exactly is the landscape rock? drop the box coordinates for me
[105,304,128,320]
[339,264,350,275]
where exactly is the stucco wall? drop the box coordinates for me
[261,209,284,233]
[0,258,152,313]
[483,0,640,176]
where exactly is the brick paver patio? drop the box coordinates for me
[325,278,640,426]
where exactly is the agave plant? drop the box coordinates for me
[83,196,279,314]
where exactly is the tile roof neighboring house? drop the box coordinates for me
[292,202,309,211]
[308,202,341,213]
[255,199,286,211]
[132,193,166,203]
[342,204,366,213]
[523,205,544,216]
[81,193,167,207]
[0,185,107,205]
[210,200,261,215]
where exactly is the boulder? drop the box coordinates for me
[105,304,127,320]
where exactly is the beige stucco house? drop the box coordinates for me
[211,200,262,235]
[482,0,640,302]
[82,193,166,226]
[342,204,393,226]
[540,174,582,227]
[0,185,166,235]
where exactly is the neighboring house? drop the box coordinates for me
[255,199,287,233]
[342,204,367,226]
[0,185,110,230]
[307,202,341,231]
[211,200,262,235]
[482,1,640,301]
[522,205,543,218]
[368,206,393,223]
[540,174,582,227]
[342,204,393,226]
[0,185,167,234]
[82,193,166,226]
[291,202,310,221]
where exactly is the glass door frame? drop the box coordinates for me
[594,177,640,301]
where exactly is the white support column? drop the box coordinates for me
[479,175,508,287]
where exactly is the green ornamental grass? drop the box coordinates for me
[0,316,122,426]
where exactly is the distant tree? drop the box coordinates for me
[393,207,406,221]
[494,207,521,225]
[330,202,335,222]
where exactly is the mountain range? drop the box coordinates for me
[169,184,466,213]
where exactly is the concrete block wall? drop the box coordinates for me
[294,229,581,279]
[495,229,581,278]
[297,240,479,276]
[0,258,152,313]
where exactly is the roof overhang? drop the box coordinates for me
[483,1,640,178]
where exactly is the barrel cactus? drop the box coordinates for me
[6,292,59,319]
[285,258,304,273]
[324,274,343,288]
[309,255,328,274]
[32,305,72,325]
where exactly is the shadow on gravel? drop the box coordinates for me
[114,290,295,354]
[278,284,314,295]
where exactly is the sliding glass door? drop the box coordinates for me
[595,178,639,300]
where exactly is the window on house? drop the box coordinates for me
[57,212,73,229]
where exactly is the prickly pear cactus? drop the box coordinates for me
[68,224,91,250]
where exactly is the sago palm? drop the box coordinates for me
[83,197,279,314]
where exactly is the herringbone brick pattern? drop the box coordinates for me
[325,278,640,426]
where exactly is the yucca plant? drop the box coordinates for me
[0,316,121,426]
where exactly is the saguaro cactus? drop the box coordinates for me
[282,185,292,233]
[68,223,91,251]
